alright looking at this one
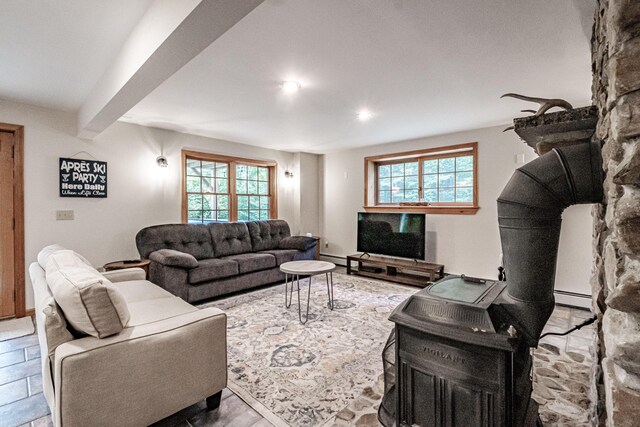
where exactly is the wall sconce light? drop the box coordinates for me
[156,155,168,167]
[285,170,294,179]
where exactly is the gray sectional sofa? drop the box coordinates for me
[136,220,317,303]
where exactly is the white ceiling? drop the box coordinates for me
[0,0,595,153]
[0,0,152,111]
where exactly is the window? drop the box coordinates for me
[185,159,230,222]
[182,150,277,223]
[236,164,271,221]
[364,142,478,215]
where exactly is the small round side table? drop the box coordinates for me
[103,259,151,279]
[280,260,336,324]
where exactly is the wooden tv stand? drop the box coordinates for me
[346,253,444,287]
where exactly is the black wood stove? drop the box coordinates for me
[378,141,604,427]
[383,276,538,426]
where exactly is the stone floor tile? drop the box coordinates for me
[550,306,571,319]
[566,336,593,355]
[25,346,40,361]
[28,374,43,396]
[541,324,569,336]
[0,378,28,406]
[0,335,39,355]
[570,308,594,320]
[0,349,25,368]
[570,326,595,340]
[0,393,50,427]
[0,359,40,386]
[539,335,568,353]
[545,316,571,329]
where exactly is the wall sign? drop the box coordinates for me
[59,157,108,198]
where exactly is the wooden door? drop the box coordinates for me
[0,131,16,318]
[0,123,24,319]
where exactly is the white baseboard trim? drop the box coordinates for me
[319,253,347,267]
[554,290,592,310]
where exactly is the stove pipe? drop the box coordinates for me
[497,142,603,345]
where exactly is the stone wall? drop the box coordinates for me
[591,0,640,425]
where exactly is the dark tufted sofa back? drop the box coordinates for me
[208,222,253,257]
[246,220,291,251]
[136,224,215,260]
[137,220,295,260]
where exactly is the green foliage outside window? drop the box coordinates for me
[185,156,273,223]
[377,154,474,205]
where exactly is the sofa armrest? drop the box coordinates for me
[53,307,227,426]
[149,262,190,300]
[101,267,146,282]
[279,236,318,251]
[149,249,198,268]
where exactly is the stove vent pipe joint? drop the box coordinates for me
[497,142,602,345]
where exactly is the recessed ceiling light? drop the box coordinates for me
[281,80,301,94]
[357,110,373,121]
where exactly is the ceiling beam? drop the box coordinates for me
[76,0,264,139]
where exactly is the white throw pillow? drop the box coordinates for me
[45,250,130,338]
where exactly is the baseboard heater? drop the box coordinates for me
[554,289,592,309]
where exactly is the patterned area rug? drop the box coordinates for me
[199,273,416,427]
[199,274,594,426]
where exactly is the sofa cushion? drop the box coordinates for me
[278,236,317,251]
[136,224,214,260]
[208,222,253,257]
[42,298,74,362]
[258,249,299,265]
[111,280,175,303]
[37,244,92,269]
[45,250,130,338]
[188,258,239,284]
[149,249,198,268]
[220,253,276,274]
[29,263,74,365]
[126,296,197,327]
[247,220,291,251]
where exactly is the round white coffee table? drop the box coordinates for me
[280,260,336,324]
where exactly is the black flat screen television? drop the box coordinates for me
[357,212,426,260]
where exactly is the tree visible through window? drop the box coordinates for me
[182,150,277,223]
[236,165,270,221]
[377,161,419,203]
[186,159,230,222]
[364,142,478,214]
[422,155,474,203]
